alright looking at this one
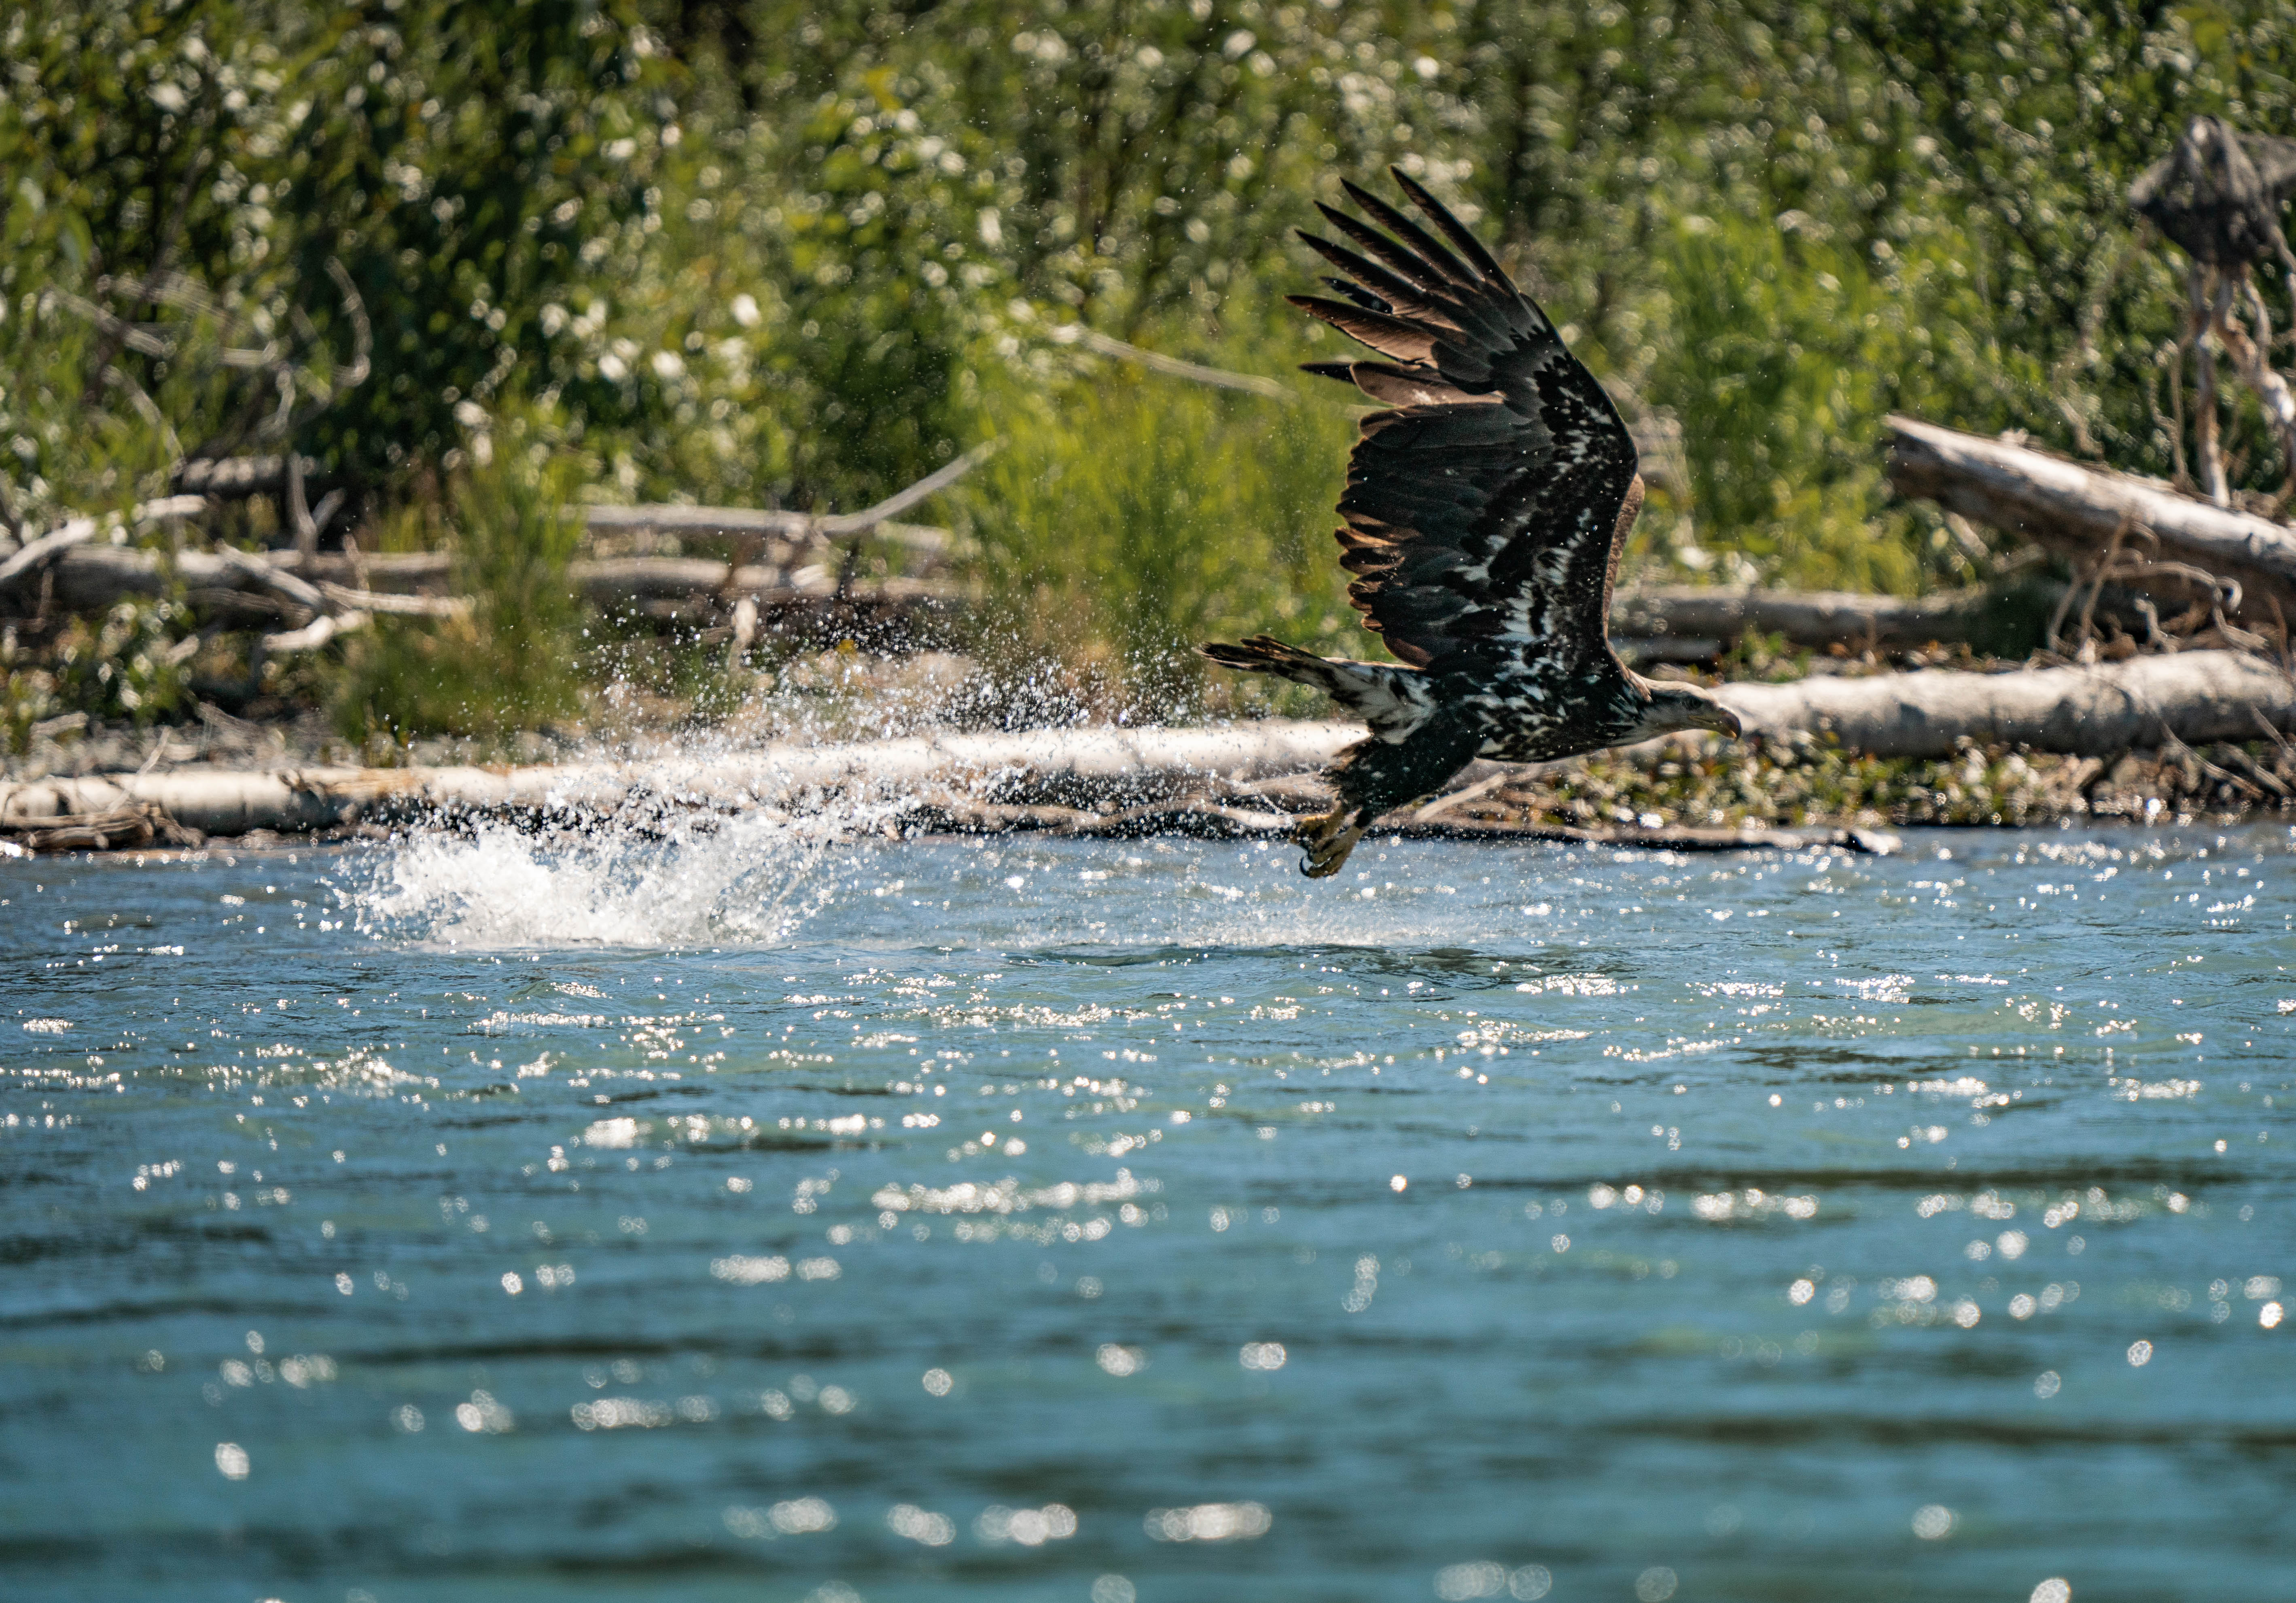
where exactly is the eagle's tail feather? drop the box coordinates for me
[1197,634,1330,682]
[1200,637,1435,746]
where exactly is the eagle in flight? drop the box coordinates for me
[1202,170,1741,878]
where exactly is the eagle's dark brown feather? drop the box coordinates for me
[1202,169,1738,878]
[1291,182,1639,678]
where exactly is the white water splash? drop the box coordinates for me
[347,801,893,949]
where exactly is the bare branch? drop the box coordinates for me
[288,452,318,561]
[214,547,327,613]
[0,520,98,587]
[315,582,469,618]
[324,258,373,392]
[0,496,208,588]
[819,439,1001,535]
[584,443,997,550]
[261,610,369,654]
[1066,326,1296,401]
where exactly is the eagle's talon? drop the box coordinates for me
[1296,807,1369,879]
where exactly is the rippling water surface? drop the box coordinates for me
[5,819,2293,1603]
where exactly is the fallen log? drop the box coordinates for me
[581,440,993,558]
[0,724,1365,839]
[0,496,210,584]
[28,517,2060,659]
[565,558,960,614]
[1613,583,2019,652]
[17,543,956,640]
[19,544,401,613]
[8,651,2294,843]
[32,538,2016,654]
[581,508,952,560]
[1885,415,2296,627]
[1713,647,2295,759]
[14,443,987,624]
[0,802,203,854]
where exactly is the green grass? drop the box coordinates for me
[956,354,1362,721]
[328,424,588,745]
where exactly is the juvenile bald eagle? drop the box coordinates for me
[1202,170,1741,878]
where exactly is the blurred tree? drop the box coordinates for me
[13,0,2296,733]
[2,0,663,504]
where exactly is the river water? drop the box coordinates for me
[3,818,2291,1603]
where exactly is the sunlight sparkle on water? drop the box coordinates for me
[3,817,2293,1598]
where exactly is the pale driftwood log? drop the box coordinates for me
[281,551,451,592]
[45,540,1994,650]
[581,508,952,559]
[8,651,2296,843]
[1612,584,1999,651]
[0,724,1362,838]
[314,582,467,619]
[21,544,951,633]
[23,544,410,612]
[262,611,368,654]
[0,802,203,854]
[569,560,958,613]
[14,443,986,627]
[1884,415,2296,625]
[581,440,994,557]
[1713,648,2295,759]
[0,496,209,585]
[0,721,1881,855]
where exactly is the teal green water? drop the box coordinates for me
[2,821,2292,1603]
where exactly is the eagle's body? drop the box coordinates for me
[1202,172,1739,877]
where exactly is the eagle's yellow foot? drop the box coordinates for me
[1297,806,1369,879]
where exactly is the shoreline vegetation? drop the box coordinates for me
[12,4,2296,854]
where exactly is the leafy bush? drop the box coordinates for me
[11,0,2296,737]
[330,417,587,741]
[49,600,190,724]
[959,349,1356,719]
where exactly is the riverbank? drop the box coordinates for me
[6,701,2292,857]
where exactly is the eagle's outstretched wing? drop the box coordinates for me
[1289,171,1639,673]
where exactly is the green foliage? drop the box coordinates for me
[960,354,1356,716]
[47,599,191,724]
[331,420,587,739]
[15,0,2296,733]
[2,0,663,503]
[1649,212,1918,592]
[574,64,1012,512]
[738,0,1424,327]
[251,0,666,478]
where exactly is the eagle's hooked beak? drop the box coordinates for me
[1639,681,1744,741]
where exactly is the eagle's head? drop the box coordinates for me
[1626,678,1743,742]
